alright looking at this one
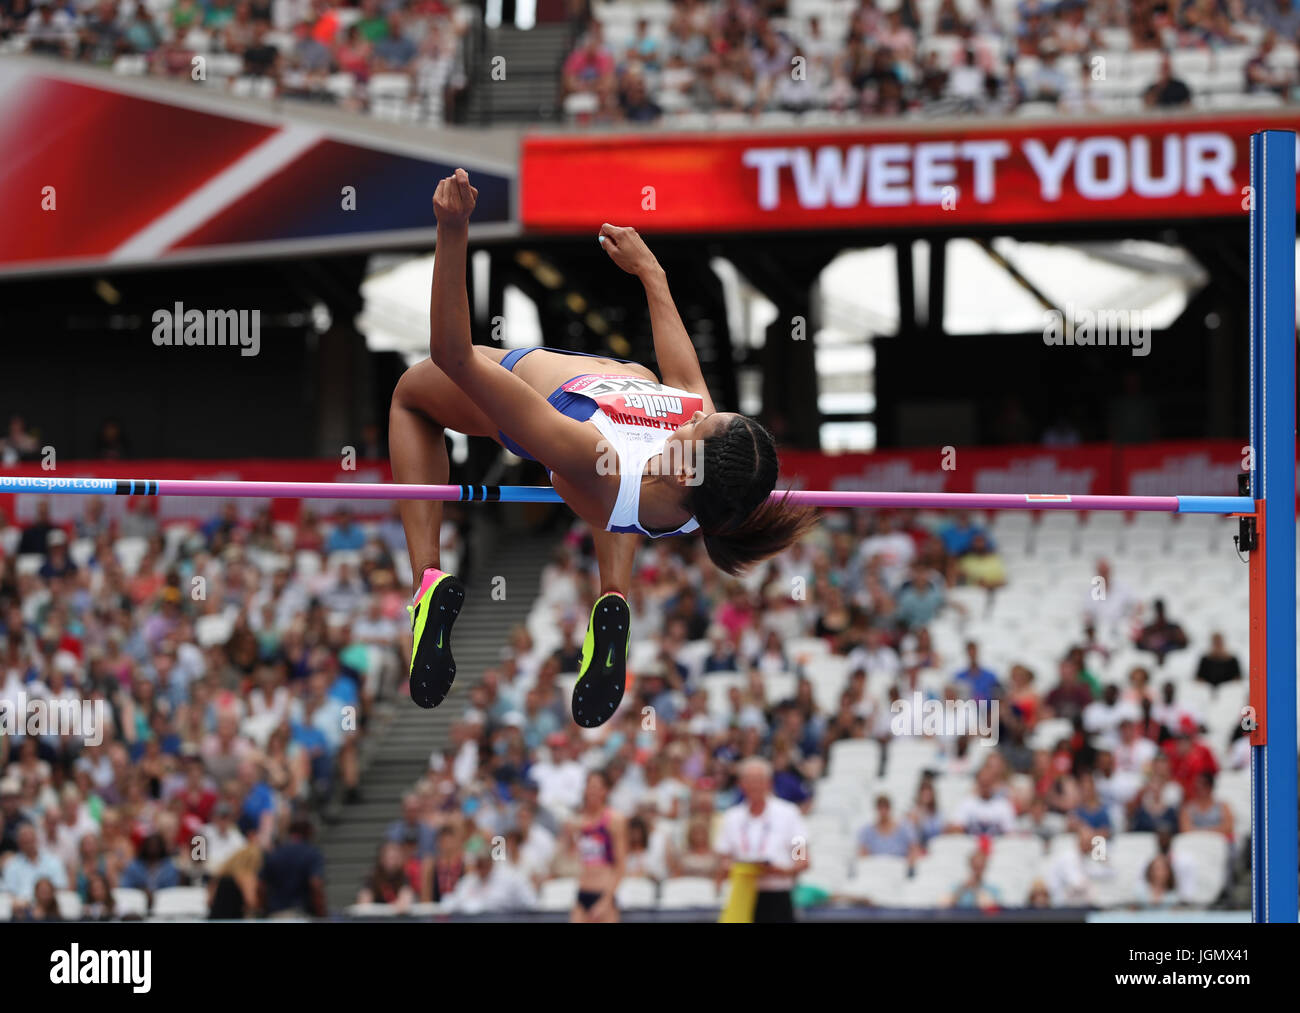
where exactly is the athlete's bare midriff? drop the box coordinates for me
[476,346,658,397]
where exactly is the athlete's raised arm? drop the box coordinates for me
[598,223,717,414]
[429,171,608,486]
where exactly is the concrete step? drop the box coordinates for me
[318,523,558,911]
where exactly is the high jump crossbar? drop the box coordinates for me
[1,131,1293,922]
[0,477,1259,514]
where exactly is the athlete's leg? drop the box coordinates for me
[571,530,640,728]
[591,528,639,595]
[388,352,503,709]
[389,355,503,590]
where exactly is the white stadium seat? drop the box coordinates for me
[659,877,719,909]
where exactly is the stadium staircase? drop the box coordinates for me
[318,523,558,912]
[463,23,572,124]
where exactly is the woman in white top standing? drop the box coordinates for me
[391,170,817,728]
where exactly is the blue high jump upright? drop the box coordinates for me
[1249,129,1297,924]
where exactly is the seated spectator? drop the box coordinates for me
[953,640,1000,702]
[934,0,968,33]
[946,764,1016,836]
[1143,52,1191,107]
[938,513,985,558]
[1134,852,1182,909]
[856,513,915,590]
[357,841,417,909]
[957,533,1006,590]
[243,21,281,79]
[199,801,246,875]
[17,500,57,555]
[563,23,616,102]
[290,18,334,77]
[14,877,63,922]
[123,1,161,53]
[550,613,583,672]
[334,25,374,83]
[623,816,662,881]
[260,817,326,916]
[1179,771,1233,839]
[1154,681,1202,739]
[857,795,915,858]
[899,627,941,683]
[324,508,366,554]
[1194,632,1242,687]
[1111,719,1158,802]
[1134,599,1188,662]
[905,779,943,848]
[1069,771,1112,836]
[39,530,76,579]
[670,816,722,878]
[373,12,416,70]
[947,46,988,112]
[622,17,662,71]
[701,625,740,674]
[355,0,388,42]
[1255,0,1300,35]
[1084,559,1139,645]
[1164,723,1222,801]
[428,824,467,902]
[1043,657,1093,722]
[894,562,946,629]
[386,793,436,855]
[945,848,1002,909]
[2,415,41,464]
[1,824,68,902]
[81,872,117,921]
[751,629,790,676]
[208,843,264,919]
[1004,664,1040,731]
[1025,43,1070,104]
[445,835,537,913]
[1045,826,1113,906]
[1245,32,1292,94]
[121,832,183,897]
[812,581,853,643]
[1082,683,1137,740]
[1128,753,1183,833]
[1016,795,1067,843]
[25,0,77,57]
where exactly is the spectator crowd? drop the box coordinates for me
[0,0,467,120]
[5,0,1300,126]
[363,503,1253,915]
[0,488,462,920]
[560,0,1300,124]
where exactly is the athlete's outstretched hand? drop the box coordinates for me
[433,168,478,230]
[598,223,662,279]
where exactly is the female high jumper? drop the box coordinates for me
[390,169,817,728]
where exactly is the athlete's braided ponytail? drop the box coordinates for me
[685,416,819,576]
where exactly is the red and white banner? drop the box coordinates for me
[0,65,512,276]
[522,113,1300,233]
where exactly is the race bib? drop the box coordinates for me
[560,374,704,440]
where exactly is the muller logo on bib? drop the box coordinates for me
[622,393,683,419]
